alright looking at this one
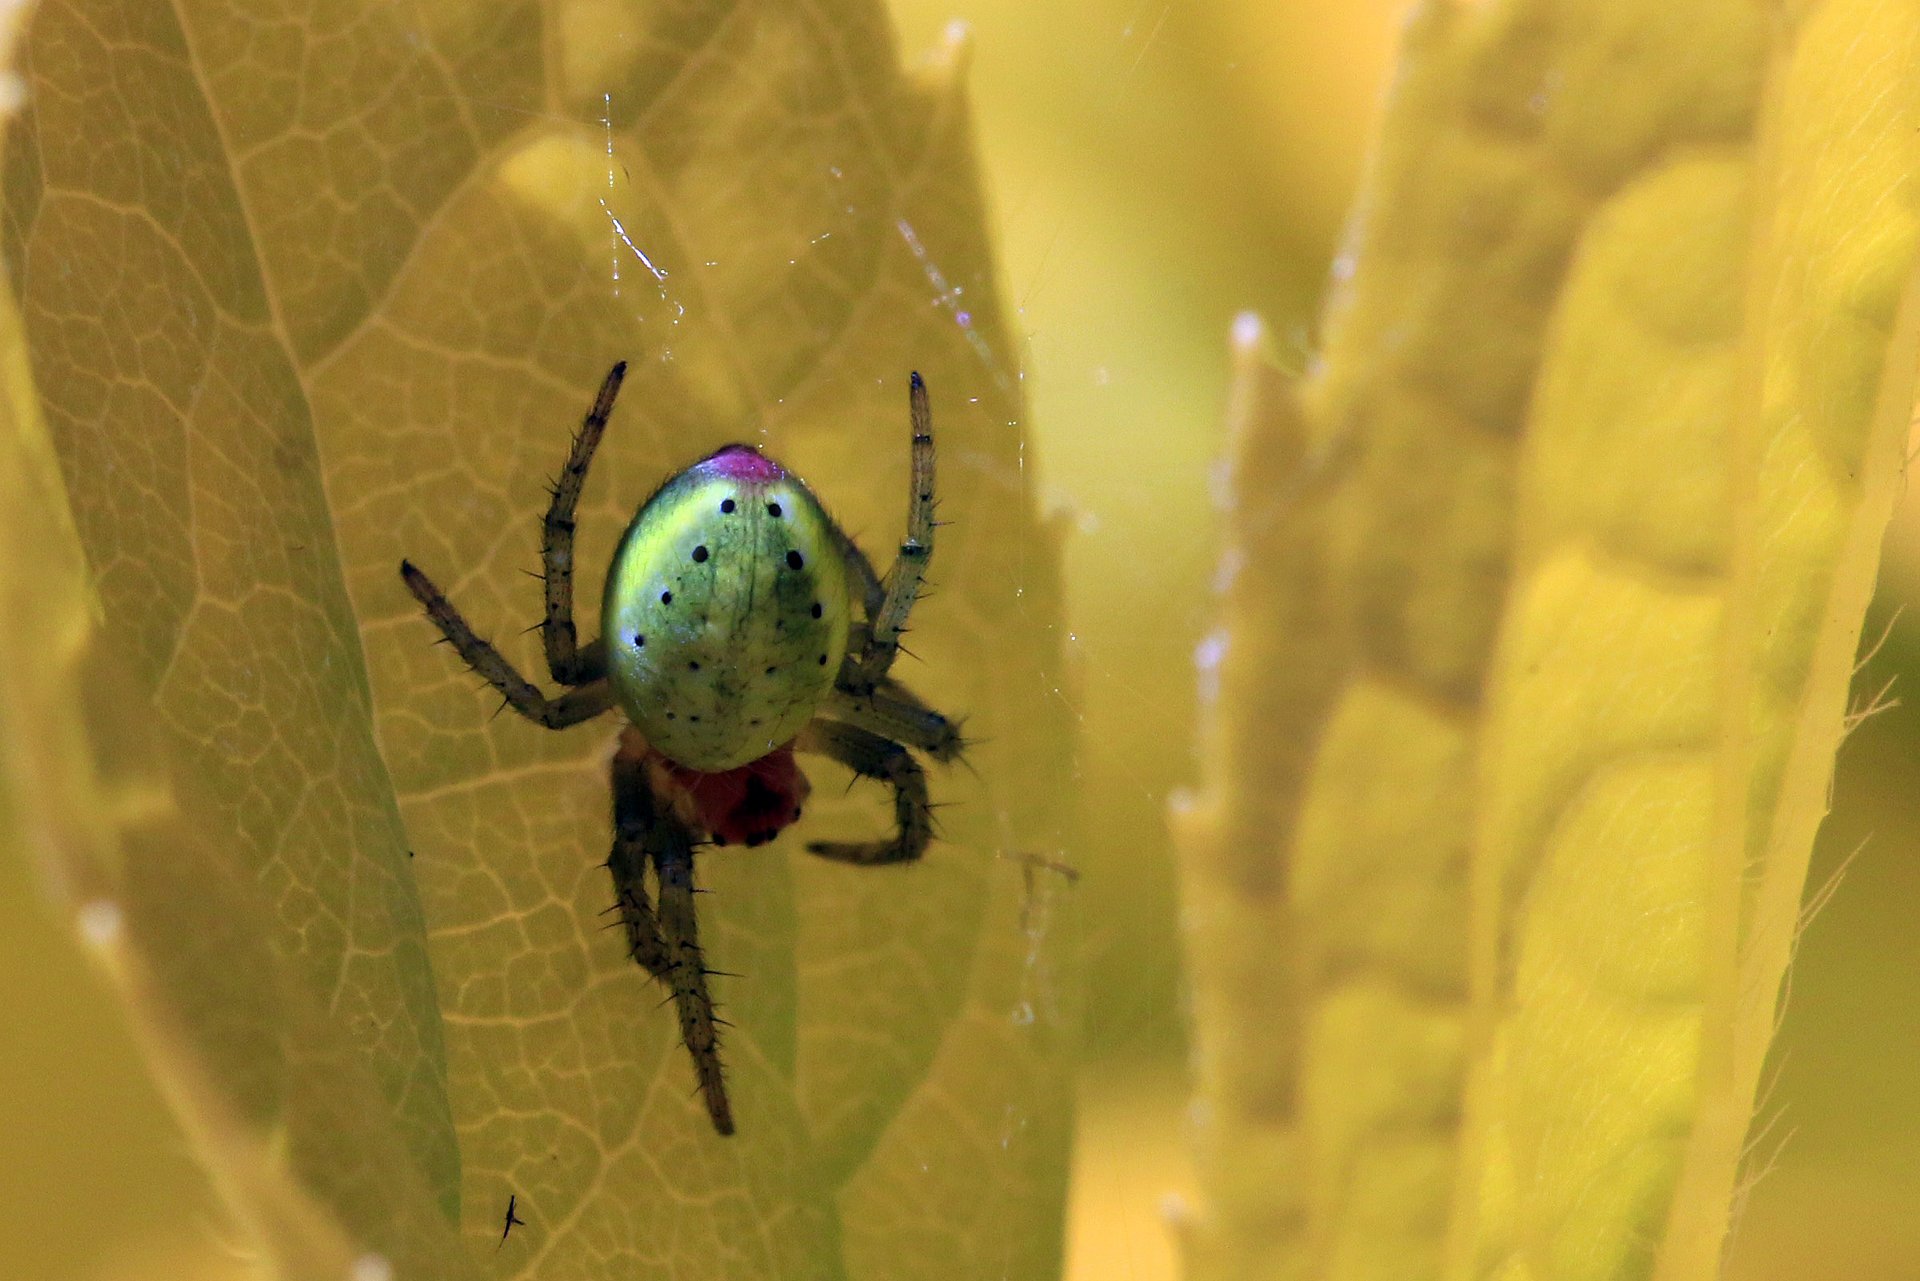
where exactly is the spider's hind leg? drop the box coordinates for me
[794,719,932,866]
[610,731,735,1135]
[653,837,734,1135]
[609,744,671,981]
[540,361,626,687]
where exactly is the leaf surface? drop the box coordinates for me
[0,2,1074,1276]
[1174,3,1920,1278]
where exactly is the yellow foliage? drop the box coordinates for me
[0,2,1073,1277]
[1175,3,1920,1280]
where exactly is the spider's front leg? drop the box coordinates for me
[399,561,612,728]
[842,372,935,690]
[826,673,964,763]
[540,360,626,687]
[399,363,634,724]
[609,729,735,1135]
[795,719,932,866]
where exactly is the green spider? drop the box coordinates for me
[399,363,961,1135]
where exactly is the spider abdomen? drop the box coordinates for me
[602,444,852,772]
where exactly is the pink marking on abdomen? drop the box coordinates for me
[701,444,787,483]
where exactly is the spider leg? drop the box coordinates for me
[606,730,733,1134]
[400,560,613,728]
[794,718,932,865]
[653,833,735,1135]
[825,674,963,763]
[845,372,934,689]
[609,745,671,981]
[541,361,626,687]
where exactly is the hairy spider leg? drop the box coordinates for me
[609,743,672,981]
[825,674,963,763]
[542,361,625,686]
[399,561,613,728]
[652,829,734,1135]
[845,372,935,689]
[794,718,932,865]
[611,729,733,1134]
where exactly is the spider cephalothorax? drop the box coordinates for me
[400,363,960,1135]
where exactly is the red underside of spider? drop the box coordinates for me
[652,741,810,849]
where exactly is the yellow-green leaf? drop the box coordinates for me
[0,1,1074,1276]
[1174,3,1920,1279]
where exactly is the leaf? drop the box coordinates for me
[1173,3,1920,1279]
[0,1,1074,1277]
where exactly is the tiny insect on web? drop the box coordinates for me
[398,362,964,1135]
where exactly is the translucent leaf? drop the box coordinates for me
[0,1,1073,1276]
[1174,3,1920,1278]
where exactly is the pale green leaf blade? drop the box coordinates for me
[3,1,1074,1276]
[5,0,461,1222]
[1174,3,1920,1279]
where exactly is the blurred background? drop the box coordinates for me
[882,4,1920,1278]
[3,2,1917,1277]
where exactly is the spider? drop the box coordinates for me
[399,362,961,1136]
